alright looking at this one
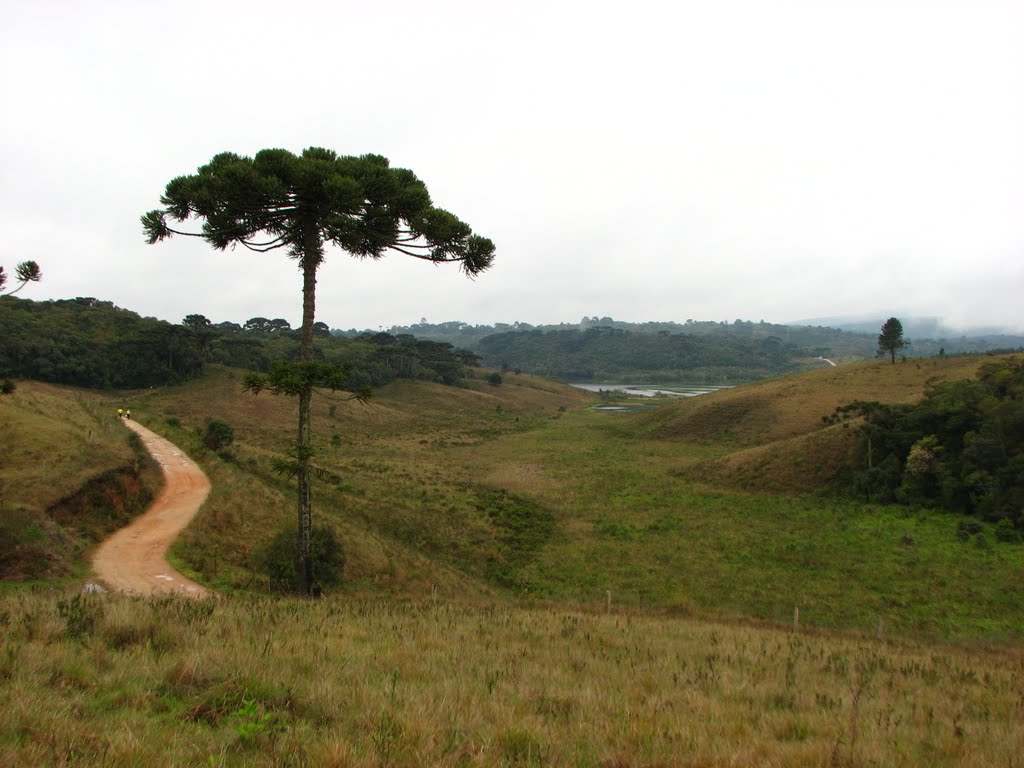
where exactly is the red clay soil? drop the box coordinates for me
[92,420,210,597]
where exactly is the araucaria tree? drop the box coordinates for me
[143,148,495,594]
[877,317,905,363]
[0,260,42,296]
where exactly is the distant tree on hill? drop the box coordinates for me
[243,317,271,334]
[0,260,42,296]
[143,147,494,596]
[183,314,215,363]
[877,317,905,363]
[182,314,211,329]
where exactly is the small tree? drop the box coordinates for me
[202,418,235,451]
[0,260,42,296]
[255,522,345,594]
[877,317,905,363]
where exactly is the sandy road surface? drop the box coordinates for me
[92,420,210,597]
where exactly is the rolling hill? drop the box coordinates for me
[4,352,1023,640]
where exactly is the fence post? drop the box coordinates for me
[793,606,800,632]
[606,590,612,613]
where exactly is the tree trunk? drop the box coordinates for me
[297,385,313,594]
[297,230,321,596]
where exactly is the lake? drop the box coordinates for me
[569,383,732,398]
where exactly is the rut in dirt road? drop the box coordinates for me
[92,420,211,598]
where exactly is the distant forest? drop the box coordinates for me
[0,298,480,390]
[5,298,1021,390]
[343,317,1024,384]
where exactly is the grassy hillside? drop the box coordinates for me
[69,356,1018,639]
[0,383,160,582]
[640,355,992,447]
[1,592,1020,767]
[5,356,1024,639]
[126,367,592,600]
[3,352,1022,766]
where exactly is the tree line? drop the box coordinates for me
[363,317,1024,365]
[474,326,806,383]
[0,298,482,391]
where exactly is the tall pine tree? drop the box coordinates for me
[144,148,494,594]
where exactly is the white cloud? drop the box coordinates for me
[2,0,1022,333]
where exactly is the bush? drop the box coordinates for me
[956,519,984,541]
[202,418,234,451]
[994,517,1021,543]
[0,379,15,395]
[253,522,345,594]
[486,371,503,386]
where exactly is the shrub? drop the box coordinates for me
[486,371,503,386]
[202,418,234,451]
[994,517,1021,543]
[56,594,103,641]
[0,379,15,395]
[956,519,984,541]
[253,522,345,594]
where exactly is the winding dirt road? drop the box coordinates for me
[92,420,210,597]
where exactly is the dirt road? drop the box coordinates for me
[92,420,210,597]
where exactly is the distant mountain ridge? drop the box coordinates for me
[788,313,1022,338]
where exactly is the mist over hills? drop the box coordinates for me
[788,313,1023,339]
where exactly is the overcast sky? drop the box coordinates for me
[2,0,1022,333]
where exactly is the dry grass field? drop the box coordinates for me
[0,382,159,582]
[640,355,991,447]
[0,592,1021,767]
[3,355,1024,765]
[0,382,135,514]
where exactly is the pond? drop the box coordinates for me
[569,383,732,398]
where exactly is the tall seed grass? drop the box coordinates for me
[0,590,1020,767]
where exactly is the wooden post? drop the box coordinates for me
[606,590,612,613]
[793,606,800,632]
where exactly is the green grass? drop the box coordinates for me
[5,357,1024,640]
[454,407,1024,639]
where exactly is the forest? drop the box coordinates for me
[0,297,481,390]
[367,316,1024,363]
[834,357,1024,531]
[475,326,808,383]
